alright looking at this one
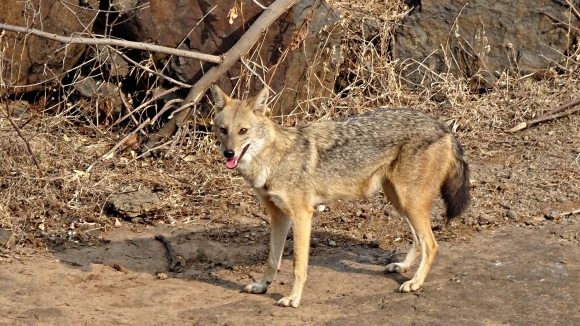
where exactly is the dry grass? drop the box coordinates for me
[1,0,579,249]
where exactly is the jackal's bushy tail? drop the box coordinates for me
[441,138,470,224]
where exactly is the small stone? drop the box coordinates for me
[196,248,208,262]
[328,240,337,247]
[310,237,319,248]
[529,216,546,225]
[156,272,169,280]
[544,211,560,220]
[0,229,13,248]
[497,183,513,192]
[464,216,475,226]
[370,239,380,248]
[221,260,233,270]
[317,205,326,212]
[211,255,224,265]
[505,210,519,220]
[113,263,129,274]
[478,214,494,224]
[523,135,530,141]
[440,99,452,109]
[523,152,532,159]
[561,231,574,240]
[131,217,144,224]
[114,218,122,228]
[556,196,567,203]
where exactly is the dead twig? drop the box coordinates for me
[508,97,580,132]
[154,234,185,272]
[108,46,192,88]
[559,208,580,218]
[0,104,41,172]
[0,22,222,64]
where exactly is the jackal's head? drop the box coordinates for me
[212,85,271,170]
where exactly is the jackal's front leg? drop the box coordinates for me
[244,199,291,294]
[277,209,312,308]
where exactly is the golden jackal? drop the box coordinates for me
[212,85,470,308]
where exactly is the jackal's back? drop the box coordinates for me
[296,108,451,173]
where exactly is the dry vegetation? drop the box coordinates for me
[1,0,579,251]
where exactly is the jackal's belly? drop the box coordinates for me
[311,173,384,204]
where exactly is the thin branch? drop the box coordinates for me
[151,99,184,125]
[508,97,580,132]
[0,103,41,171]
[240,58,275,93]
[113,86,181,127]
[0,22,223,64]
[107,46,192,87]
[559,208,580,218]
[118,90,147,136]
[253,0,268,9]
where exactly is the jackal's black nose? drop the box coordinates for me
[223,149,235,158]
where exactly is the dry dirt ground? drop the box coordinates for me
[1,112,579,325]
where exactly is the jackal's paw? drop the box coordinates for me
[244,282,268,294]
[277,295,300,308]
[399,280,422,293]
[385,263,408,274]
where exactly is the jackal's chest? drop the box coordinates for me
[239,165,271,189]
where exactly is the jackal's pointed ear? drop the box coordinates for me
[212,85,230,112]
[250,87,269,116]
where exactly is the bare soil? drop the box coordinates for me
[1,110,579,325]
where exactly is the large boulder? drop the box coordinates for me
[393,0,579,90]
[114,0,342,115]
[0,0,99,95]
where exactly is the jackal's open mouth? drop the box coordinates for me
[225,143,250,169]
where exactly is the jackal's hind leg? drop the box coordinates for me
[385,217,421,274]
[382,181,421,274]
[397,205,438,293]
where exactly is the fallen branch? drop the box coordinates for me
[558,208,580,218]
[0,22,222,64]
[154,234,185,272]
[546,208,580,220]
[508,97,580,132]
[142,0,300,151]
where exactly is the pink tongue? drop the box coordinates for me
[225,157,239,169]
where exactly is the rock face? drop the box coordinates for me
[0,0,99,95]
[393,0,579,89]
[114,0,342,115]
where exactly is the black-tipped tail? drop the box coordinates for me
[441,139,470,224]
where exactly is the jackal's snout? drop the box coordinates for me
[223,149,235,158]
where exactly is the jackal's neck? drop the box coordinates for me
[237,119,295,189]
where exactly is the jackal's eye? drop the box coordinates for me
[239,128,248,135]
[219,127,227,134]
